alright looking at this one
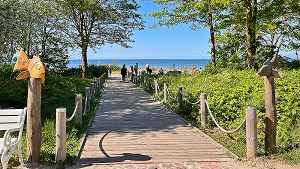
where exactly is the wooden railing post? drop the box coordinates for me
[246,106,257,159]
[100,76,103,87]
[94,80,98,95]
[155,80,158,95]
[75,94,82,128]
[178,86,182,109]
[164,83,168,102]
[148,78,152,91]
[90,83,95,103]
[85,87,90,113]
[200,93,207,128]
[56,108,66,163]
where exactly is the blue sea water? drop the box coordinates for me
[68,59,210,69]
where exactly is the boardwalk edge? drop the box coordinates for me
[75,81,107,162]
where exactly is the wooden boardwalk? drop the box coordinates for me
[76,76,232,167]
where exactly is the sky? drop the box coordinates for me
[71,1,211,60]
[70,1,297,60]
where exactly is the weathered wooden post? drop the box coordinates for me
[164,83,168,102]
[94,80,98,95]
[27,78,42,163]
[75,94,82,128]
[155,80,158,95]
[100,76,103,87]
[55,108,66,162]
[257,54,282,154]
[246,106,257,159]
[148,78,152,91]
[178,86,182,109]
[85,87,90,113]
[200,93,207,129]
[13,49,45,163]
[90,83,95,103]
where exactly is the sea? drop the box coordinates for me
[68,59,210,69]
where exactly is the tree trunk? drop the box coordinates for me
[208,9,216,67]
[296,50,299,60]
[42,25,46,60]
[245,0,257,69]
[27,78,42,163]
[81,45,88,79]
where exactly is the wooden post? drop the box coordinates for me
[55,108,66,163]
[94,80,98,95]
[75,94,82,128]
[100,77,103,87]
[246,106,257,159]
[264,76,277,153]
[27,78,42,163]
[90,83,95,103]
[178,86,182,109]
[200,93,207,129]
[148,78,152,91]
[85,87,90,113]
[164,83,168,102]
[155,80,158,95]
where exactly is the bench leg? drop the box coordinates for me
[1,150,9,169]
[17,143,24,166]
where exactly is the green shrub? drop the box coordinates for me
[147,69,300,162]
[0,65,107,166]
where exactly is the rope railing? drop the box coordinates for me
[133,76,258,159]
[205,99,246,134]
[66,98,79,122]
[149,79,155,90]
[56,72,107,162]
[166,86,178,100]
[179,90,202,105]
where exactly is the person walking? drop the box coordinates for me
[108,65,112,77]
[146,62,150,74]
[120,64,127,82]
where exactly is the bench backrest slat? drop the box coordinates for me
[0,123,20,130]
[0,109,24,130]
[0,116,21,123]
[0,109,23,115]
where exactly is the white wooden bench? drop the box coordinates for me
[0,108,26,169]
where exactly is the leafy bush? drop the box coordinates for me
[49,64,108,78]
[146,69,300,162]
[0,64,107,166]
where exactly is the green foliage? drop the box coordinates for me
[144,69,300,163]
[0,65,107,167]
[50,65,108,79]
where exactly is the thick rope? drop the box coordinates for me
[205,99,246,134]
[149,79,155,89]
[166,86,177,100]
[179,90,201,105]
[67,99,79,122]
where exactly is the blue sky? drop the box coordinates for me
[71,1,296,60]
[71,1,211,60]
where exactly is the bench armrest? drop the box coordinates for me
[2,125,23,149]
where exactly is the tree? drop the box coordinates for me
[54,0,144,78]
[257,0,299,62]
[148,0,233,67]
[0,0,21,64]
[244,0,257,69]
